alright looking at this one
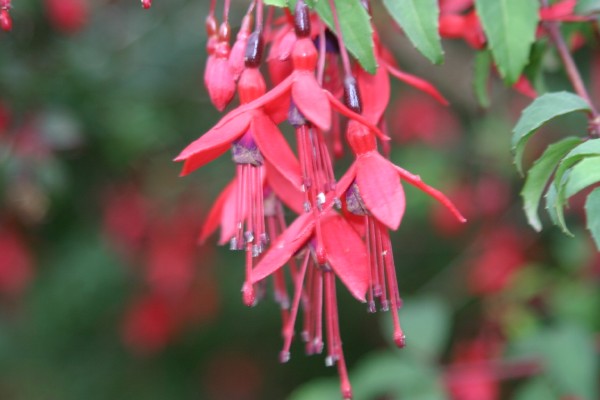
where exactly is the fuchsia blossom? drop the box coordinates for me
[176,1,467,398]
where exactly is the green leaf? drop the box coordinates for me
[288,379,341,400]
[473,50,492,108]
[545,178,571,234]
[585,187,600,250]
[381,296,450,360]
[510,323,598,399]
[576,0,600,14]
[351,352,445,400]
[514,378,556,400]
[475,0,539,84]
[308,0,377,74]
[264,0,288,6]
[563,156,600,199]
[521,137,581,231]
[553,138,600,196]
[382,0,444,64]
[512,92,591,174]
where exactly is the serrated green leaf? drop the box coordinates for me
[545,175,572,234]
[306,0,377,74]
[585,188,600,250]
[563,156,600,200]
[264,0,288,6]
[553,138,600,196]
[510,323,598,399]
[576,0,600,14]
[521,137,581,231]
[382,0,443,64]
[473,50,492,108]
[512,92,591,174]
[475,0,539,84]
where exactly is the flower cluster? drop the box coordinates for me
[175,1,465,398]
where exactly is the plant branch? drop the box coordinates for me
[541,0,600,136]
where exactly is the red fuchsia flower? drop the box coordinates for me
[356,33,448,128]
[334,120,465,345]
[45,0,89,35]
[121,293,175,355]
[467,226,528,295]
[204,19,236,111]
[439,0,474,14]
[0,0,11,32]
[177,31,307,306]
[229,13,253,81]
[265,11,320,86]
[445,337,502,400]
[0,225,33,298]
[102,183,149,262]
[145,202,200,296]
[251,208,368,400]
[439,10,486,50]
[141,0,152,10]
[390,92,460,147]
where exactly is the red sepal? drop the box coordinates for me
[356,153,405,231]
[321,213,369,302]
[251,212,315,283]
[395,165,466,223]
[199,180,236,244]
[292,72,332,131]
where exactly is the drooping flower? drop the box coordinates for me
[0,0,11,32]
[334,120,466,345]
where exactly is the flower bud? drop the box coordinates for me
[205,41,236,111]
[294,0,310,38]
[0,9,11,32]
[244,31,264,68]
[343,76,362,114]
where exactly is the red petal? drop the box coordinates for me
[321,213,369,302]
[264,159,304,214]
[439,15,466,38]
[252,112,303,190]
[540,0,576,21]
[357,64,390,124]
[394,165,467,223]
[383,62,449,106]
[251,212,315,283]
[512,76,537,99]
[175,112,252,173]
[199,180,236,244]
[219,179,244,245]
[356,153,405,231]
[292,72,331,131]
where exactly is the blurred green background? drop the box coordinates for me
[0,1,598,399]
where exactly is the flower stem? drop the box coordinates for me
[328,0,353,78]
[541,0,600,136]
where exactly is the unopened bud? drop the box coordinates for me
[141,0,152,9]
[244,31,264,68]
[343,76,362,114]
[0,9,11,32]
[294,0,310,38]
